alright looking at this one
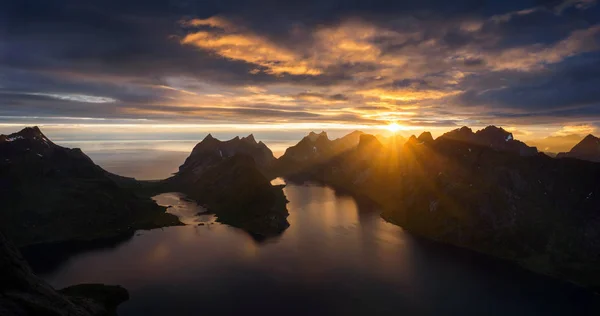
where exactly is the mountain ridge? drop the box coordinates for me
[0,127,182,247]
[270,127,600,290]
[557,134,600,162]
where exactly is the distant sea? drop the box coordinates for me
[54,139,296,180]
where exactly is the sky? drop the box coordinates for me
[2,0,600,143]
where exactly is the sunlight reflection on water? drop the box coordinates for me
[34,165,600,316]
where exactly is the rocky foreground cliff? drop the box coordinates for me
[275,126,600,290]
[0,230,128,315]
[0,127,181,247]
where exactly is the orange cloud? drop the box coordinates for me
[180,19,321,76]
[553,124,597,136]
[357,88,460,102]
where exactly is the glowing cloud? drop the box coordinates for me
[553,124,597,136]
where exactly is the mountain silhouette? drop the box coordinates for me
[557,134,600,162]
[439,126,537,156]
[164,135,289,237]
[271,126,600,289]
[179,133,275,174]
[0,127,180,246]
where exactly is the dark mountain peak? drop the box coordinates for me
[437,125,536,156]
[181,133,276,173]
[581,134,599,143]
[332,130,365,149]
[558,134,600,162]
[346,130,364,137]
[0,127,57,153]
[192,134,221,152]
[243,134,257,144]
[203,133,217,141]
[1,126,52,144]
[476,125,512,141]
[439,126,476,142]
[357,134,382,150]
[417,132,434,143]
[307,131,329,142]
[407,135,418,143]
[19,126,44,137]
[0,127,179,247]
[459,126,473,133]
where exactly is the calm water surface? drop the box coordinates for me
[36,180,600,315]
[29,146,600,315]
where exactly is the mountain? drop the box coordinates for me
[527,134,584,153]
[404,132,435,147]
[331,130,365,151]
[417,131,434,143]
[439,126,538,156]
[0,127,181,246]
[164,135,289,237]
[279,131,332,162]
[0,230,128,315]
[178,134,275,174]
[274,130,370,176]
[556,134,600,162]
[278,126,600,289]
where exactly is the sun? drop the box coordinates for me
[385,123,402,133]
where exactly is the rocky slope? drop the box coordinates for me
[178,134,275,174]
[557,134,600,162]
[274,130,369,176]
[162,135,289,237]
[277,126,600,290]
[0,230,128,315]
[439,126,538,156]
[0,127,181,246]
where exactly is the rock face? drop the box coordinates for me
[279,127,600,290]
[274,131,368,176]
[557,134,600,162]
[0,230,129,315]
[356,134,383,153]
[279,131,333,164]
[417,131,434,144]
[332,130,365,151]
[165,136,289,237]
[178,134,275,174]
[0,127,181,246]
[440,126,538,156]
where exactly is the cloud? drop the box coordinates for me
[20,93,116,103]
[181,19,322,75]
[294,92,349,102]
[554,0,597,13]
[483,25,600,71]
[553,124,597,136]
[2,0,600,132]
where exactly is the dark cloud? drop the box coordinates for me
[454,53,600,111]
[294,92,349,101]
[1,0,600,128]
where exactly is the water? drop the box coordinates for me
[52,139,294,180]
[25,143,600,315]
[33,180,599,315]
